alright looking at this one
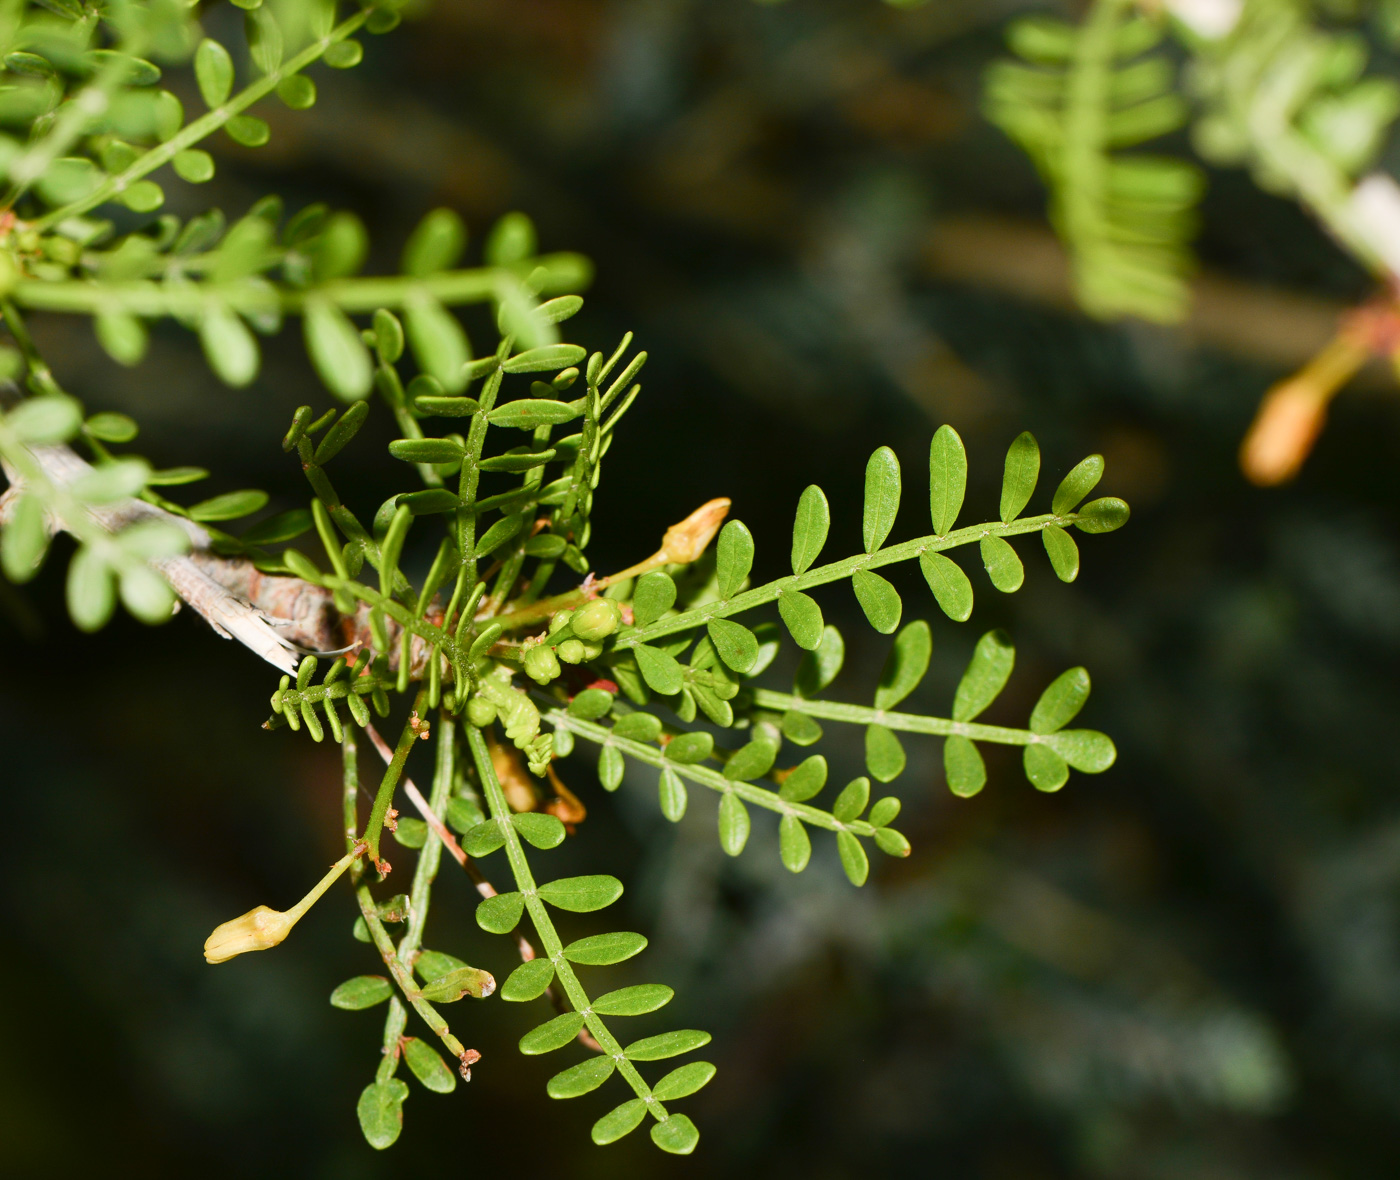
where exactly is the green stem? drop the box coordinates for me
[465,725,669,1123]
[363,692,428,867]
[748,689,1042,746]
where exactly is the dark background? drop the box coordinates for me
[4,1,1400,1176]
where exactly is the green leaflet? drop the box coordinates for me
[403,207,465,276]
[592,984,674,1016]
[953,630,1015,722]
[707,617,759,673]
[403,1037,456,1094]
[778,588,824,650]
[1030,667,1090,733]
[864,724,906,783]
[329,975,392,1010]
[462,819,506,857]
[634,644,684,695]
[723,739,777,782]
[718,792,751,856]
[874,828,912,857]
[919,550,974,621]
[852,569,902,634]
[875,620,932,709]
[418,967,493,1002]
[1075,496,1130,534]
[779,754,827,802]
[502,344,587,372]
[1000,431,1040,523]
[537,874,623,912]
[870,796,901,828]
[356,1078,408,1150]
[652,1114,700,1155]
[487,399,582,429]
[944,735,986,798]
[791,484,830,575]
[592,1098,648,1145]
[1042,525,1080,582]
[569,688,614,720]
[501,957,555,1002]
[598,744,624,791]
[1045,728,1116,771]
[512,811,566,849]
[980,535,1024,593]
[624,1029,712,1061]
[863,445,901,553]
[195,38,233,107]
[1053,454,1104,515]
[313,401,369,464]
[1024,742,1070,792]
[547,1055,615,1099]
[612,711,662,742]
[416,950,471,982]
[928,425,967,535]
[652,1061,717,1101]
[658,767,688,821]
[406,297,470,392]
[837,829,870,886]
[716,519,754,599]
[632,571,676,627]
[779,814,811,872]
[563,931,648,965]
[519,1011,586,1055]
[794,625,844,697]
[476,891,524,933]
[305,299,372,400]
[781,710,823,745]
[833,776,870,823]
[665,731,713,764]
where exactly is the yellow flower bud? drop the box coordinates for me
[660,497,730,564]
[204,905,296,964]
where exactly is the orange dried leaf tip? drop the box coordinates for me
[660,497,731,564]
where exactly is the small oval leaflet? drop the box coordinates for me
[779,754,827,802]
[928,424,968,535]
[476,891,524,933]
[188,489,268,522]
[1030,666,1090,734]
[548,1056,615,1099]
[791,484,830,575]
[502,343,587,373]
[874,619,932,710]
[658,767,688,821]
[462,819,506,858]
[718,793,751,856]
[723,739,777,782]
[875,828,912,857]
[870,795,902,828]
[305,299,372,400]
[1042,524,1080,582]
[406,297,470,392]
[568,687,614,720]
[1045,728,1117,772]
[519,1011,586,1055]
[779,814,811,873]
[329,975,392,1010]
[480,448,555,472]
[623,1028,712,1061]
[980,535,1025,593]
[652,1114,700,1156]
[242,508,312,546]
[414,395,479,417]
[501,957,556,1002]
[633,644,684,695]
[592,983,674,1016]
[837,829,870,886]
[1074,496,1130,534]
[952,629,1015,722]
[592,1098,648,1145]
[865,724,906,783]
[563,931,648,966]
[716,519,754,599]
[388,437,465,464]
[665,731,713,764]
[707,617,759,673]
[512,811,566,849]
[852,569,902,634]
[781,709,823,746]
[486,398,582,429]
[632,571,677,628]
[945,735,987,797]
[612,711,662,742]
[652,1061,717,1102]
[1024,742,1070,792]
[418,966,494,1002]
[403,1037,456,1094]
[999,431,1041,523]
[863,445,901,554]
[313,400,370,464]
[1052,453,1104,516]
[537,874,624,913]
[833,776,870,822]
[794,625,844,697]
[598,744,624,792]
[356,1079,408,1151]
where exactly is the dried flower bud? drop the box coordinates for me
[204,905,296,964]
[571,598,621,641]
[660,497,730,564]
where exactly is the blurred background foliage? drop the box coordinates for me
[5,0,1400,1176]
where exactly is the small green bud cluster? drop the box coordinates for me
[517,599,623,685]
[523,642,561,685]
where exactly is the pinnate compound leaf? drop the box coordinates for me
[593,984,674,1016]
[1030,667,1090,734]
[980,535,1024,593]
[875,620,932,709]
[1045,728,1116,772]
[794,625,844,697]
[723,739,777,782]
[716,520,754,599]
[520,1012,585,1055]
[357,1079,408,1150]
[652,1115,701,1155]
[707,617,759,673]
[717,792,751,856]
[548,1056,615,1099]
[501,958,555,1002]
[329,975,392,1010]
[632,571,676,627]
[563,931,647,966]
[953,630,1015,722]
[658,767,688,821]
[1074,497,1130,534]
[538,875,623,912]
[779,754,827,802]
[634,644,683,695]
[476,890,524,933]
[1024,743,1070,792]
[791,484,830,575]
[1000,431,1040,523]
[928,425,967,535]
[624,1029,712,1061]
[864,725,906,783]
[863,446,901,553]
[944,735,986,797]
[837,829,870,886]
[852,569,901,634]
[653,1061,717,1101]
[1042,525,1080,582]
[592,1099,647,1145]
[833,776,870,823]
[779,814,811,872]
[778,589,824,650]
[403,1038,456,1094]
[1052,454,1104,515]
